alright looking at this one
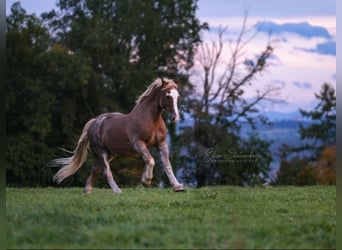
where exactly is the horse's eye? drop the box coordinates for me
[166,95,170,99]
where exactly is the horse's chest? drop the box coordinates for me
[142,129,165,146]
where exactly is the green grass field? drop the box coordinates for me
[6,186,335,249]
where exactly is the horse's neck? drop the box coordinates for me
[131,99,163,123]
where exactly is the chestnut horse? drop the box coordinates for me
[52,78,184,193]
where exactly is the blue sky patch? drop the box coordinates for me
[293,81,312,89]
[254,21,332,39]
[294,41,336,56]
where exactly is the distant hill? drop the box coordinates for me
[240,119,313,181]
[240,119,312,148]
[260,110,311,122]
[177,111,312,155]
[177,111,313,182]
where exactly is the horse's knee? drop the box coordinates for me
[148,158,155,168]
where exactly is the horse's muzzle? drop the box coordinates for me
[169,114,179,123]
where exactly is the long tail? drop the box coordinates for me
[52,118,96,184]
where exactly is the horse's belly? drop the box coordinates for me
[105,137,136,156]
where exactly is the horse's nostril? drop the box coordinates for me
[170,116,179,123]
[169,114,175,122]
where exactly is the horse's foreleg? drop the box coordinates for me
[158,141,184,192]
[84,161,103,194]
[134,141,155,187]
[101,153,122,194]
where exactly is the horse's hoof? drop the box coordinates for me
[113,188,123,194]
[141,175,152,188]
[173,185,185,192]
[141,181,151,188]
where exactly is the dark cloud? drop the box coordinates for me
[293,81,312,89]
[254,21,332,39]
[294,41,336,56]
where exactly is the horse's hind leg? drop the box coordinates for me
[101,153,122,194]
[84,160,103,194]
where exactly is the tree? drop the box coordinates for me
[272,145,336,186]
[191,13,282,132]
[298,83,336,155]
[173,13,279,186]
[316,145,336,185]
[6,3,56,186]
[273,83,336,185]
[43,0,206,112]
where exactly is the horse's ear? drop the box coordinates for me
[161,77,168,87]
[174,79,180,85]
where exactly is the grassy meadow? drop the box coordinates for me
[6,186,335,249]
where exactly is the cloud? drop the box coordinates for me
[254,21,332,39]
[293,81,312,89]
[294,41,336,56]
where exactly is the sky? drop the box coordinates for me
[6,0,336,117]
[195,0,336,116]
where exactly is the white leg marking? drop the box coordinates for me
[102,154,122,194]
[133,141,155,187]
[145,158,155,180]
[158,142,183,190]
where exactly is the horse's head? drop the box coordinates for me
[159,78,180,123]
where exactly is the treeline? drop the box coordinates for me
[273,83,336,185]
[6,1,335,187]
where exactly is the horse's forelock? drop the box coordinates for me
[135,78,177,104]
[161,80,178,91]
